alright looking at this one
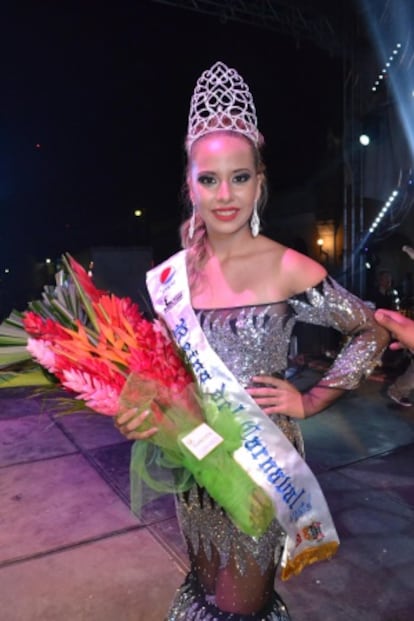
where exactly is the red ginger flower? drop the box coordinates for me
[23,312,69,340]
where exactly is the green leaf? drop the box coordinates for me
[0,346,32,369]
[0,333,27,346]
[49,299,77,326]
[1,311,25,329]
[0,368,54,387]
[28,299,56,319]
[0,252,100,381]
[62,254,98,331]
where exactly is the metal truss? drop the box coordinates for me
[150,0,343,55]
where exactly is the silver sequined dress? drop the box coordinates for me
[168,277,389,620]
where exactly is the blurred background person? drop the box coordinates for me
[400,245,414,314]
[370,268,400,311]
[380,246,414,407]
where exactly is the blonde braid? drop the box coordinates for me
[180,212,209,294]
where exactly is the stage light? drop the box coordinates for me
[368,187,399,233]
[359,134,371,146]
[134,209,143,217]
[369,41,401,93]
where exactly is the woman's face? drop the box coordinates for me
[188,133,263,238]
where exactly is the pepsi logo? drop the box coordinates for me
[160,266,175,285]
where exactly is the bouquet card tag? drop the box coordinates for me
[181,423,224,460]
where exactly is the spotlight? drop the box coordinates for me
[359,134,370,146]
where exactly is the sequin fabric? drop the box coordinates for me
[168,276,388,619]
[176,486,285,577]
[288,277,389,389]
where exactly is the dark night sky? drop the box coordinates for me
[1,1,346,269]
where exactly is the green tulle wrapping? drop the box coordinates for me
[129,441,195,518]
[121,373,275,537]
[178,402,275,537]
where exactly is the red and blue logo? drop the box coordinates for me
[160,266,175,285]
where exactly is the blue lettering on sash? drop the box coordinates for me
[211,382,246,415]
[173,317,211,384]
[173,317,188,341]
[242,432,311,521]
[241,422,261,438]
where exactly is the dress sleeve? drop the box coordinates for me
[288,276,390,390]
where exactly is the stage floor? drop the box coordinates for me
[1,365,413,620]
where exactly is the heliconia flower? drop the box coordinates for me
[68,255,105,303]
[91,295,152,356]
[21,255,195,417]
[61,368,121,415]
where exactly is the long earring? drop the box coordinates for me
[250,201,260,237]
[189,206,196,240]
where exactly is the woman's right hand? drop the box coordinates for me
[115,408,158,441]
[375,309,414,351]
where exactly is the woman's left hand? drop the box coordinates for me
[247,375,306,419]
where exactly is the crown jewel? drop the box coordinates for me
[186,61,259,152]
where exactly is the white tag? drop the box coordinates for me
[180,423,224,460]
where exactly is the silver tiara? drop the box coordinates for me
[186,61,259,152]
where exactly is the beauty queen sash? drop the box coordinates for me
[146,250,339,580]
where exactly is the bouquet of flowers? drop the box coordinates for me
[0,254,275,537]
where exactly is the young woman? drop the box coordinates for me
[117,61,389,620]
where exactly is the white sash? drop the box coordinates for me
[146,249,339,579]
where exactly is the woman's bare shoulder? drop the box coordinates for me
[253,236,287,258]
[279,247,327,295]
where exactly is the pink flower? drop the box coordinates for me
[61,368,121,415]
[27,338,58,373]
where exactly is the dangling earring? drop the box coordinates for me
[189,206,196,239]
[250,201,260,237]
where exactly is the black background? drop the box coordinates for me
[1,1,346,272]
